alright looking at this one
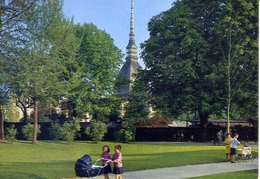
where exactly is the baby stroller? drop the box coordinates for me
[75,154,110,179]
[236,147,254,162]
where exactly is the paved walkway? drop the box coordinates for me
[75,159,258,179]
[72,143,258,179]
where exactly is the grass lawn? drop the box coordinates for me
[189,169,258,179]
[0,140,258,179]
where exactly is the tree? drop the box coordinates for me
[213,0,258,132]
[0,86,9,140]
[139,0,257,140]
[0,0,38,140]
[3,0,82,144]
[123,71,150,120]
[140,1,221,119]
[72,23,124,117]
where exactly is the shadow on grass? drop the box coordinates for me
[1,160,76,179]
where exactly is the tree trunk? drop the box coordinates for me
[32,99,38,144]
[199,112,209,142]
[0,109,5,140]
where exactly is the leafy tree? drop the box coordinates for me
[85,120,107,143]
[0,86,9,140]
[123,71,150,120]
[212,0,258,132]
[3,0,82,144]
[72,23,124,117]
[139,0,257,140]
[0,0,38,140]
[140,0,220,120]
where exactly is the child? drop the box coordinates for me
[101,145,112,179]
[230,133,241,163]
[223,133,232,162]
[244,141,249,147]
[111,145,123,179]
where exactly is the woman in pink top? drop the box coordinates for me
[111,145,123,179]
[101,145,112,179]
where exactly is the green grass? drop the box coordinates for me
[189,169,258,179]
[0,140,258,179]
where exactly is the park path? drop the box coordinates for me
[71,159,258,179]
[70,143,258,179]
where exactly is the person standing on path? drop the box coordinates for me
[217,130,223,145]
[111,145,123,179]
[101,145,112,179]
[230,133,241,163]
[223,133,232,162]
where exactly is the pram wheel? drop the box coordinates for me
[246,154,254,162]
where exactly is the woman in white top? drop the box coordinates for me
[230,133,241,163]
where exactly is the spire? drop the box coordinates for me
[126,0,138,62]
[118,0,141,97]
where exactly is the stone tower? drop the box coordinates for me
[118,0,141,97]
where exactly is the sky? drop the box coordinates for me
[62,0,174,68]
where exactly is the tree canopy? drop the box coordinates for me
[72,23,124,116]
[138,0,258,131]
[0,0,124,143]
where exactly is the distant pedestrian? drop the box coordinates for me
[111,145,123,179]
[223,133,232,162]
[190,135,194,142]
[217,130,223,145]
[230,133,241,163]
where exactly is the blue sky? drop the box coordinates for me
[62,0,174,68]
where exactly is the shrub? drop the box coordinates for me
[22,123,41,141]
[61,118,81,143]
[49,123,63,140]
[5,125,17,143]
[114,121,134,143]
[85,120,107,143]
[49,119,80,143]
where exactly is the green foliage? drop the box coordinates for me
[49,123,63,141]
[85,120,107,143]
[124,71,150,120]
[38,117,52,123]
[61,118,81,143]
[72,23,123,116]
[22,123,41,141]
[1,0,83,143]
[5,125,17,143]
[139,0,258,124]
[49,118,81,143]
[114,121,134,143]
